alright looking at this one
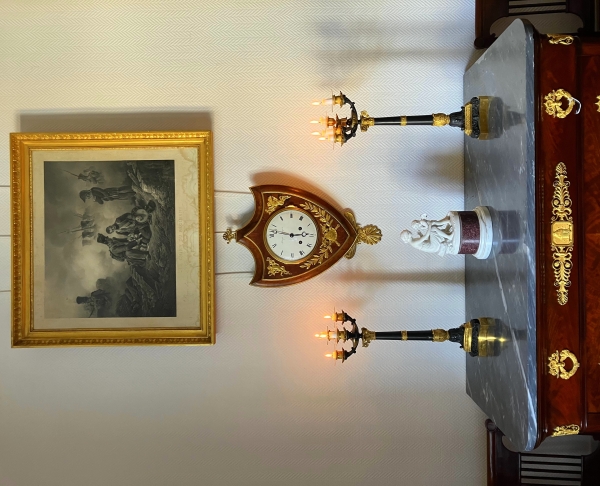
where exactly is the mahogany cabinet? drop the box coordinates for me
[536,33,600,443]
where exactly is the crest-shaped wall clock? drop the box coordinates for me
[223,185,382,286]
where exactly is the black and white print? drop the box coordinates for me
[44,160,177,318]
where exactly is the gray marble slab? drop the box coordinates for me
[464,19,538,452]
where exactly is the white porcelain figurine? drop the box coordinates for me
[401,207,493,259]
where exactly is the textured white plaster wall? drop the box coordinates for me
[0,1,486,485]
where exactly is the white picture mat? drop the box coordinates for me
[31,147,201,329]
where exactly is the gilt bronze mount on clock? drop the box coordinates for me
[223,185,382,286]
[310,92,491,145]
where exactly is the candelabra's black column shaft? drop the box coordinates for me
[373,116,434,126]
[374,331,434,341]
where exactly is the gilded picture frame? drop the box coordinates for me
[10,131,214,347]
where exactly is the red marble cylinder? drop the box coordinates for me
[458,211,480,254]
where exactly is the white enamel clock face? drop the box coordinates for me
[265,208,318,262]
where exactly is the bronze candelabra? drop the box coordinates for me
[310,92,491,145]
[316,310,496,362]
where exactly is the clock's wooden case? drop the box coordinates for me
[236,185,358,286]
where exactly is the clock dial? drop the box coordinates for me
[265,208,318,262]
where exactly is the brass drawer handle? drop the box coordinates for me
[544,89,581,118]
[547,34,574,45]
[548,349,580,380]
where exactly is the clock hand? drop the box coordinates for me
[286,231,316,238]
[270,230,315,238]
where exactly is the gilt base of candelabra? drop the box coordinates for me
[461,317,497,357]
[463,96,492,140]
[437,317,496,357]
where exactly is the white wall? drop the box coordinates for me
[0,1,486,485]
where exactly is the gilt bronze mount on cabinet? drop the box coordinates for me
[310,92,492,145]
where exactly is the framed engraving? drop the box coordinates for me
[10,131,214,346]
